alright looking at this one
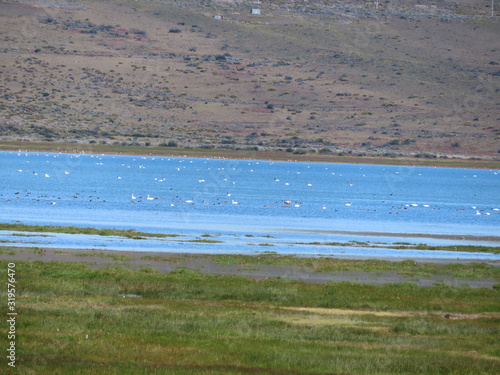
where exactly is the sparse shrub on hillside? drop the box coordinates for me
[415,153,437,159]
[246,132,258,141]
[160,141,178,147]
[385,139,401,146]
[40,17,58,25]
[169,28,182,33]
[215,53,235,61]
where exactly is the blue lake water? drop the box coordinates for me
[1,151,499,261]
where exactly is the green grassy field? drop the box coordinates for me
[3,260,499,374]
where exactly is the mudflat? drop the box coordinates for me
[3,246,498,288]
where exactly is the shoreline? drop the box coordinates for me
[2,246,498,288]
[2,140,500,169]
[291,228,500,243]
[2,223,499,254]
[1,223,499,258]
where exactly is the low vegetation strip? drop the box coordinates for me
[0,223,181,239]
[75,252,133,261]
[206,254,500,280]
[296,241,500,254]
[5,260,500,374]
[1,246,499,286]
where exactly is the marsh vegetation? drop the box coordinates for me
[6,260,499,374]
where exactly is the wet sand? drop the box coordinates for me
[2,246,498,288]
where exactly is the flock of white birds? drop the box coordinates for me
[3,152,500,219]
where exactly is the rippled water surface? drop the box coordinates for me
[1,151,499,260]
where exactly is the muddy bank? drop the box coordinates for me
[2,246,498,288]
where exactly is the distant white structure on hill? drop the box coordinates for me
[250,8,261,15]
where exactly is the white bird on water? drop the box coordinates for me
[146,195,154,200]
[131,194,136,200]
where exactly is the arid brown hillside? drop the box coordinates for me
[0,0,499,160]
